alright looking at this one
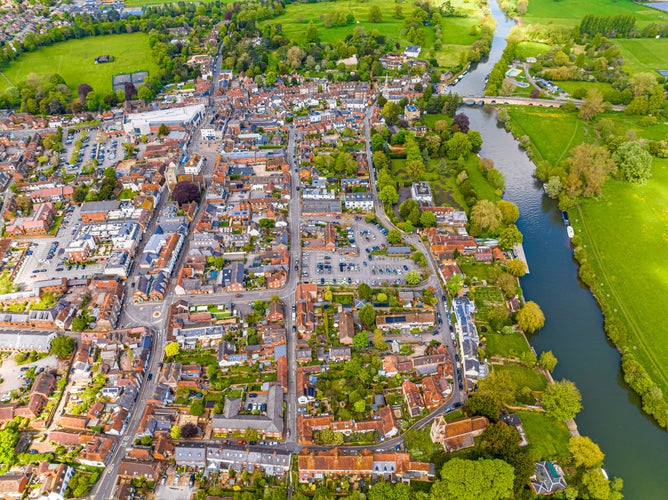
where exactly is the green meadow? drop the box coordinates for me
[0,33,158,94]
[506,106,588,165]
[574,158,668,395]
[615,38,668,75]
[262,0,487,70]
[503,105,668,395]
[522,0,668,28]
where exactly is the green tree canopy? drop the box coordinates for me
[190,399,204,416]
[431,458,515,500]
[569,436,605,469]
[543,379,583,421]
[405,270,421,286]
[497,200,519,224]
[357,283,373,301]
[538,351,558,372]
[50,336,75,359]
[352,331,369,349]
[613,141,653,184]
[358,303,376,328]
[165,341,180,358]
[516,301,545,333]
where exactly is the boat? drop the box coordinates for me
[561,210,570,226]
[567,226,574,239]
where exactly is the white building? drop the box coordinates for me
[343,192,374,211]
[123,104,206,135]
[411,182,433,204]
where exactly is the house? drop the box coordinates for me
[175,445,207,468]
[411,182,433,204]
[342,192,374,211]
[117,459,161,481]
[0,472,30,498]
[376,311,436,331]
[35,462,74,500]
[430,415,489,452]
[78,435,117,467]
[5,202,55,236]
[404,104,420,122]
[402,379,425,417]
[530,461,568,495]
[404,46,422,58]
[338,311,355,345]
[211,385,283,438]
[329,347,351,363]
[267,301,284,322]
[500,408,528,446]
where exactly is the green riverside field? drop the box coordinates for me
[522,0,668,28]
[0,33,158,94]
[615,38,668,75]
[505,106,668,396]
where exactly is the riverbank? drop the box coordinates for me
[498,105,668,429]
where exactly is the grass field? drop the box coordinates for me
[0,33,158,94]
[484,331,532,358]
[494,364,548,392]
[515,41,551,60]
[262,0,486,70]
[124,0,218,6]
[506,106,590,165]
[503,105,668,397]
[522,0,668,28]
[517,410,571,460]
[574,158,668,396]
[557,81,614,96]
[615,38,668,75]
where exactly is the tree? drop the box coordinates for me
[0,273,18,294]
[305,22,319,43]
[122,142,137,159]
[71,316,89,332]
[181,423,199,438]
[124,82,137,101]
[158,123,170,136]
[136,85,154,103]
[516,301,545,333]
[165,341,180,358]
[506,259,528,277]
[446,274,464,297]
[379,185,399,206]
[432,458,515,500]
[368,5,383,23]
[393,5,403,19]
[286,46,306,69]
[539,351,558,372]
[353,331,369,349]
[446,132,473,160]
[358,303,376,328]
[420,210,437,227]
[497,273,517,298]
[50,336,75,358]
[580,468,611,500]
[172,181,201,204]
[381,102,401,124]
[190,399,205,416]
[77,83,92,107]
[497,200,519,224]
[324,287,333,302]
[368,482,411,500]
[565,143,616,198]
[353,399,366,414]
[405,270,421,286]
[578,89,605,121]
[358,283,373,301]
[569,436,605,469]
[498,225,523,250]
[478,421,534,491]
[613,141,653,184]
[372,329,386,350]
[0,426,19,467]
[470,199,503,234]
[170,425,181,439]
[628,71,657,97]
[387,229,402,244]
[319,428,344,445]
[373,150,389,170]
[452,113,470,133]
[543,379,583,421]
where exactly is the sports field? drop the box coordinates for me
[0,33,158,94]
[615,38,668,75]
[261,0,486,70]
[522,0,667,27]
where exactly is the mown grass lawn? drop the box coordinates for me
[615,38,668,75]
[522,0,667,28]
[484,331,532,358]
[557,80,614,96]
[125,0,219,6]
[574,158,668,395]
[515,41,551,59]
[261,0,485,70]
[516,410,571,460]
[0,33,158,94]
[494,363,548,392]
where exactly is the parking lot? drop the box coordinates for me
[59,127,125,176]
[0,354,58,397]
[300,218,419,287]
[13,203,105,287]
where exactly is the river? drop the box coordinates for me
[450,2,668,498]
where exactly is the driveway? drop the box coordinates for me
[0,354,58,396]
[155,484,193,500]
